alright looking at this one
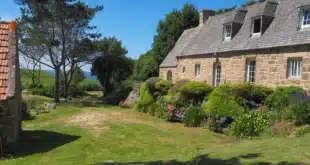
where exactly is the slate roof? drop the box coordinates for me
[160,0,310,67]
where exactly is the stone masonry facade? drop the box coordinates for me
[160,45,310,90]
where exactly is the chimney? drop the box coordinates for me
[199,9,214,25]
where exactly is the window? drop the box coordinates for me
[167,70,172,81]
[246,60,256,83]
[182,67,186,73]
[224,24,232,40]
[213,63,221,87]
[195,64,200,77]
[288,58,302,79]
[252,18,261,36]
[302,9,310,28]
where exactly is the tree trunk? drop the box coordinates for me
[62,65,68,101]
[54,67,61,103]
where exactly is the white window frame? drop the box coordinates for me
[246,60,256,83]
[252,18,262,37]
[288,58,302,79]
[301,8,310,29]
[195,64,201,78]
[213,63,221,87]
[224,24,232,41]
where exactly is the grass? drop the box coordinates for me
[2,100,310,164]
[21,68,100,88]
[21,69,55,87]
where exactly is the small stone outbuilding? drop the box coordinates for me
[0,21,22,144]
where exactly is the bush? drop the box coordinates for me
[104,79,133,105]
[205,83,273,120]
[155,79,173,96]
[21,99,36,120]
[155,97,169,120]
[295,125,310,137]
[69,84,85,97]
[290,100,310,125]
[28,84,53,97]
[167,105,184,122]
[183,106,206,127]
[134,83,155,113]
[145,77,161,98]
[180,81,213,104]
[172,79,190,93]
[270,121,294,137]
[231,111,272,138]
[264,86,304,110]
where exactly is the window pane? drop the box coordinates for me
[225,25,232,37]
[253,19,261,33]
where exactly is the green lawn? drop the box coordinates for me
[21,68,100,88]
[2,104,310,165]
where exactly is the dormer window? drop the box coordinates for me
[224,24,232,41]
[252,18,262,36]
[301,8,310,28]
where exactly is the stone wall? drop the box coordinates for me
[159,45,310,89]
[159,67,178,83]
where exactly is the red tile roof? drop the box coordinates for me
[0,23,10,100]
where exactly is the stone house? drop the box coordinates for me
[159,0,310,90]
[0,21,22,143]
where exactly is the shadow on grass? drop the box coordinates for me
[93,153,307,165]
[6,130,80,158]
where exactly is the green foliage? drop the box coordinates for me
[135,83,155,113]
[68,84,85,97]
[70,68,86,86]
[205,100,244,120]
[231,111,272,138]
[155,97,169,120]
[183,106,206,127]
[133,52,158,81]
[103,78,134,105]
[295,125,310,137]
[28,84,53,97]
[172,79,190,94]
[155,79,173,96]
[290,101,310,126]
[264,86,304,110]
[180,81,213,104]
[21,69,54,88]
[91,37,134,99]
[133,3,199,80]
[204,83,273,119]
[21,99,36,120]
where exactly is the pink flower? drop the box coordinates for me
[167,105,176,111]
[216,120,220,124]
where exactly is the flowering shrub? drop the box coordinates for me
[167,105,184,122]
[231,111,272,138]
[183,106,206,127]
[119,101,131,109]
[208,117,233,133]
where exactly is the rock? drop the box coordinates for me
[44,102,56,110]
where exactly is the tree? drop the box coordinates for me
[242,0,258,7]
[133,51,158,81]
[91,37,134,98]
[152,3,199,65]
[133,3,199,81]
[18,0,103,102]
[215,6,237,15]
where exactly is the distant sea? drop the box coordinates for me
[45,70,97,80]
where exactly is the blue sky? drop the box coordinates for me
[1,0,248,71]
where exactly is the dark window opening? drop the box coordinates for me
[253,19,261,33]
